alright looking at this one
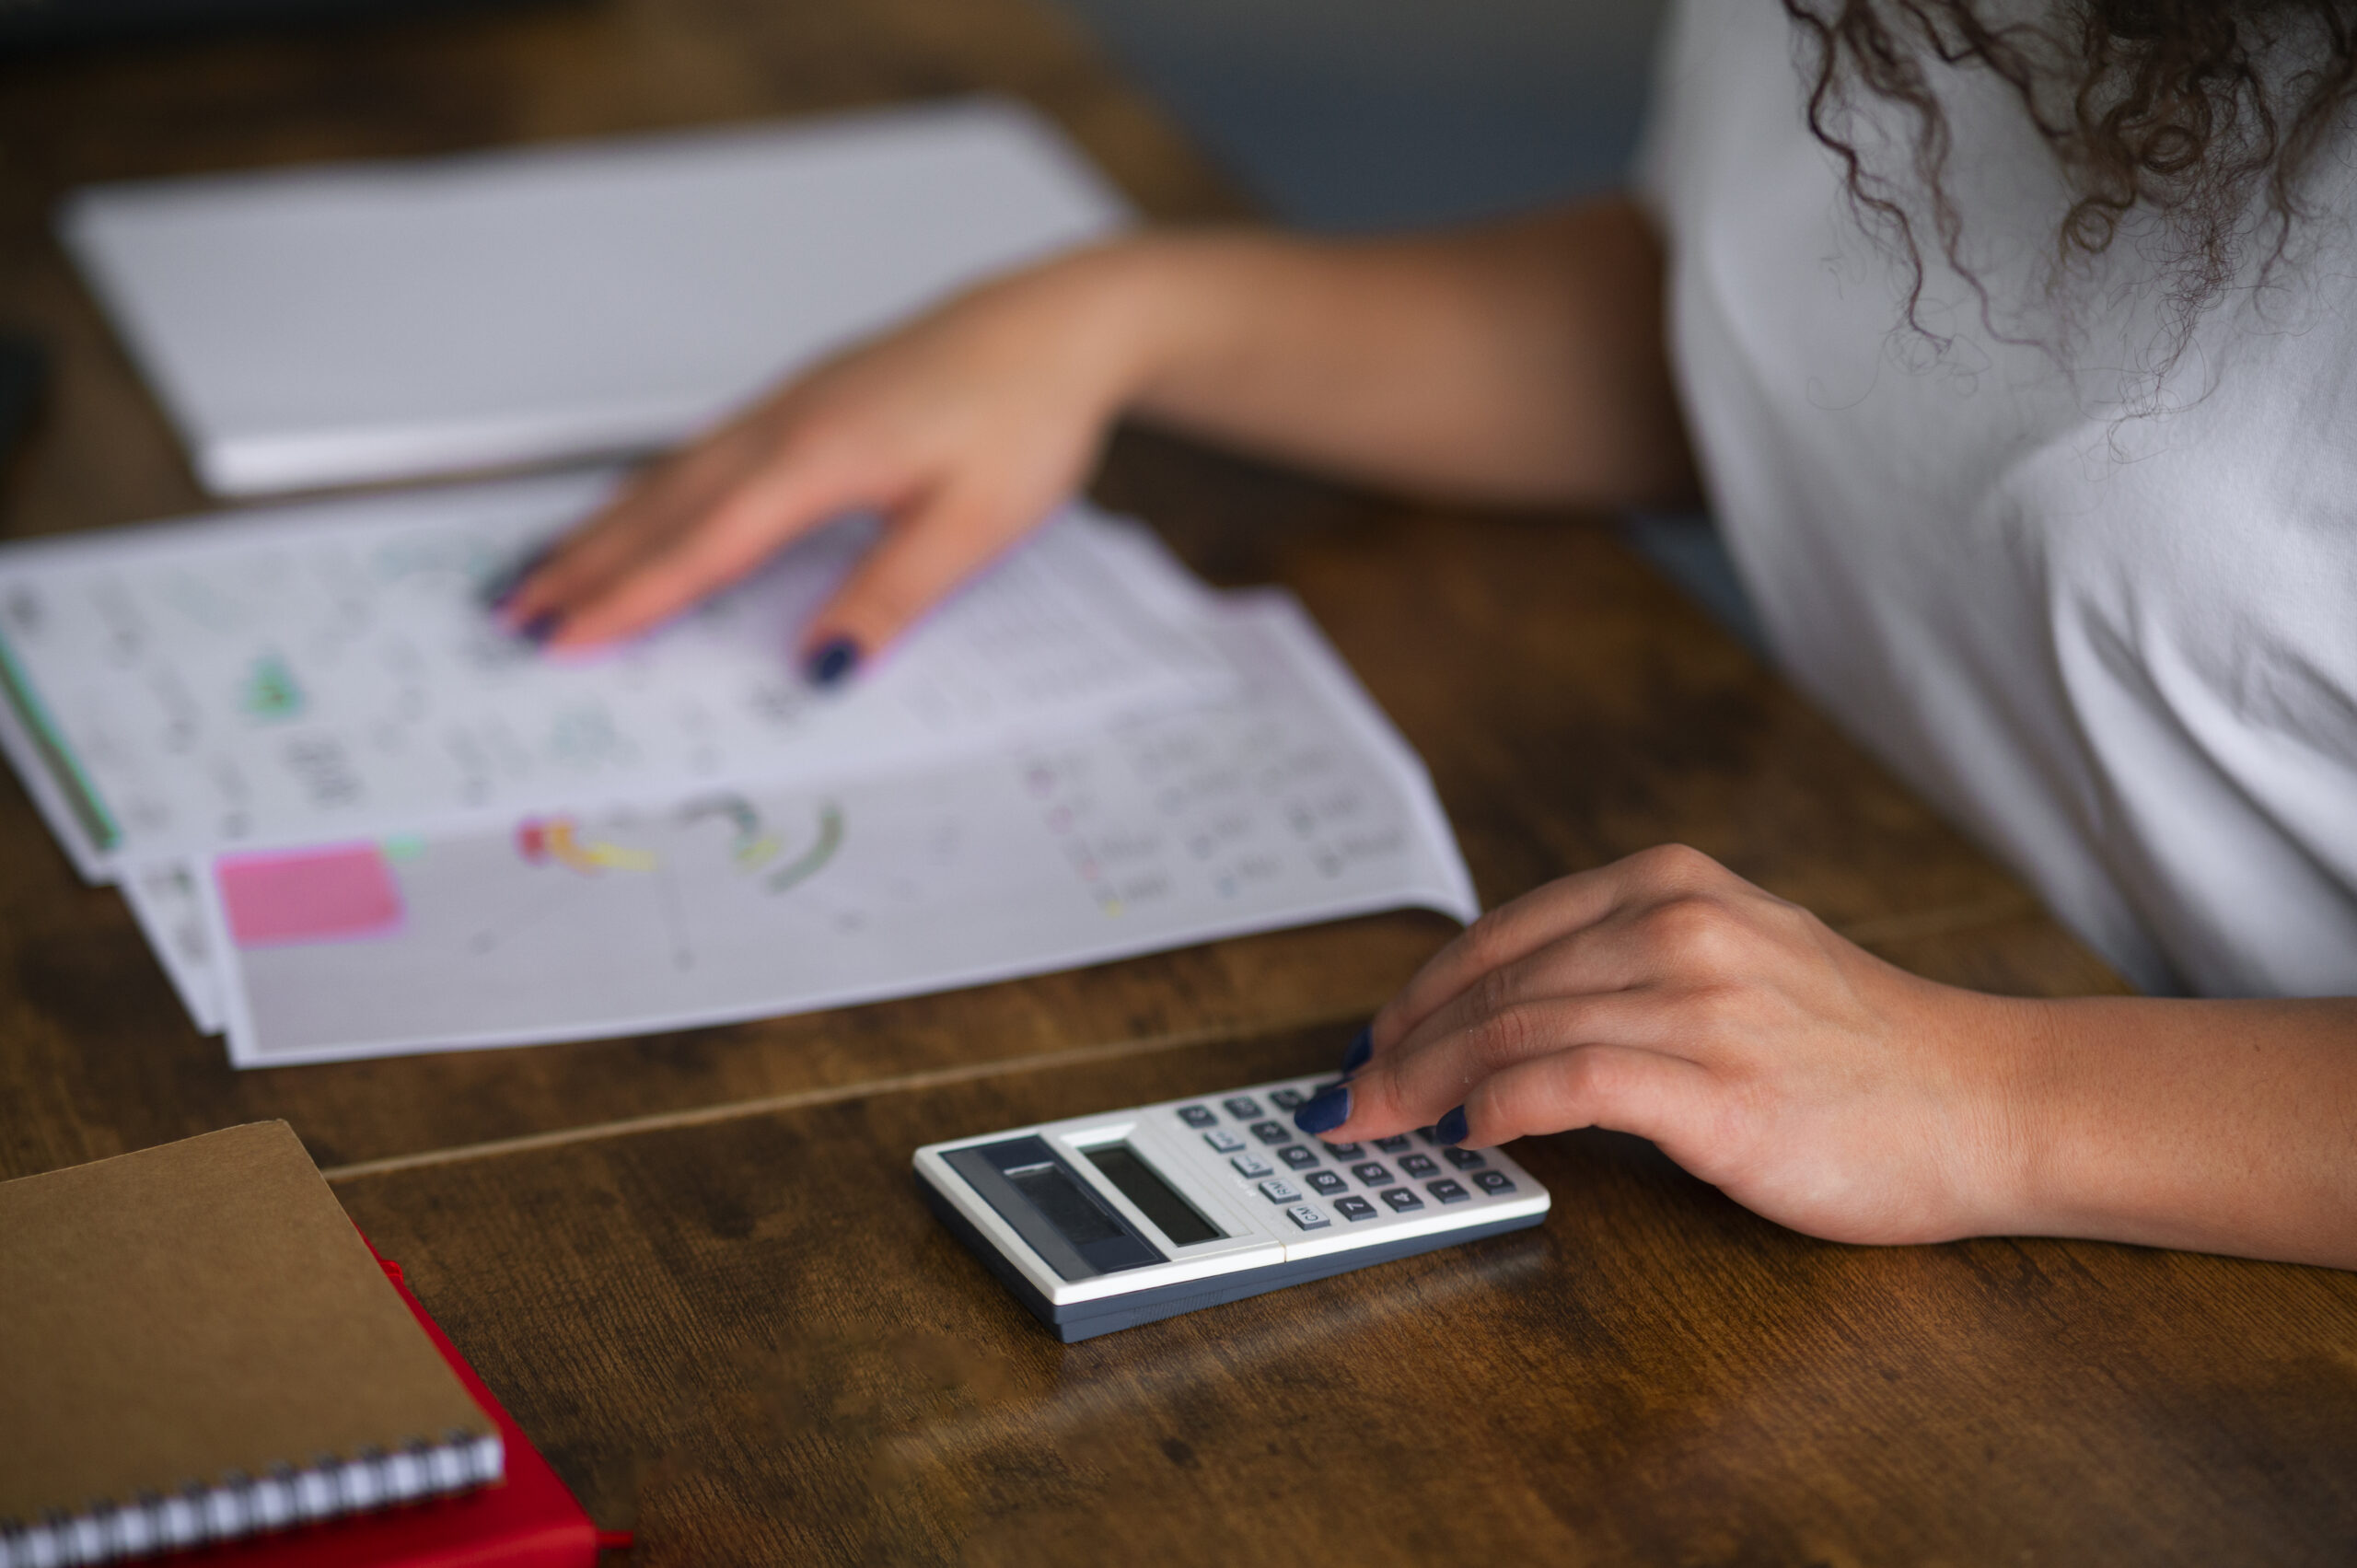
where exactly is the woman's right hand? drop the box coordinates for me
[493,244,1155,681]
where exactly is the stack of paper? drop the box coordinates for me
[0,470,1478,1066]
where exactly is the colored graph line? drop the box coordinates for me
[0,629,119,852]
[517,817,658,874]
[765,802,843,894]
[680,795,782,870]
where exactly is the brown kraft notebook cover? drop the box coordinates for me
[0,1121,495,1535]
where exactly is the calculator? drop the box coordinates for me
[912,1074,1550,1342]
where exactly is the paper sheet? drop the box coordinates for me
[0,467,1228,880]
[203,596,1477,1066]
[120,862,226,1035]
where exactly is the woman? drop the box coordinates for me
[498,0,2357,1266]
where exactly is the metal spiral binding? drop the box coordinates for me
[0,1429,503,1568]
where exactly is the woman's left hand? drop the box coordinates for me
[1291,844,2049,1246]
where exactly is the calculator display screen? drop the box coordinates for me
[1085,1144,1223,1247]
[1004,1161,1129,1247]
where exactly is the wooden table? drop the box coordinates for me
[4,1,2352,1561]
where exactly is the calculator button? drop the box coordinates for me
[1381,1187,1425,1213]
[1444,1147,1487,1169]
[1322,1142,1364,1160]
[1277,1144,1319,1171]
[1249,1121,1294,1145]
[1416,1126,1446,1145]
[1223,1097,1264,1121]
[1399,1153,1440,1179]
[1286,1204,1331,1231]
[1473,1170,1516,1194]
[1268,1087,1306,1110]
[1177,1105,1217,1128]
[1203,1130,1247,1153]
[1259,1179,1303,1203]
[1334,1195,1379,1222]
[1350,1162,1395,1186]
[1425,1179,1471,1204]
[1306,1169,1348,1196]
[1374,1135,1413,1154]
[1230,1154,1273,1179]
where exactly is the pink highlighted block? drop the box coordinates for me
[218,842,404,948]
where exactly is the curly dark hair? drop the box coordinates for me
[1782,0,2357,366]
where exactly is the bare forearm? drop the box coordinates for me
[2004,997,2357,1267]
[1064,197,1699,509]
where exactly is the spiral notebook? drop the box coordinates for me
[0,1123,502,1563]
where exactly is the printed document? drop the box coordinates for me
[193,596,1476,1065]
[0,467,1225,879]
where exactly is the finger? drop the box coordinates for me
[1456,1044,1718,1149]
[545,445,875,649]
[793,484,1038,679]
[498,435,755,628]
[1306,987,1680,1141]
[1384,906,1670,1070]
[1366,843,1732,1066]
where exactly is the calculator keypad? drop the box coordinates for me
[1131,1074,1542,1256]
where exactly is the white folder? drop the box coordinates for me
[61,98,1132,496]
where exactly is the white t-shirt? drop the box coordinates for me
[1638,0,2357,997]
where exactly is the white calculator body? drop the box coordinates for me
[913,1074,1550,1342]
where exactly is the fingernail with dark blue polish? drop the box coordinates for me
[520,611,562,645]
[1293,1084,1350,1136]
[1434,1105,1469,1146]
[806,635,861,688]
[1340,1026,1373,1077]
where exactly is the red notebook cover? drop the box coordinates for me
[182,1255,604,1568]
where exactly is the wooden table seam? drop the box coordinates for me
[311,893,2061,1185]
[314,1005,1360,1184]
[318,891,2064,1188]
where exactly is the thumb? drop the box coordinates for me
[797,486,1045,683]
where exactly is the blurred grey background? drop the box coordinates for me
[1044,0,1670,231]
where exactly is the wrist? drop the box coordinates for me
[987,236,1213,415]
[1943,989,2066,1237]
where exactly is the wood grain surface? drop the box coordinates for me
[340,1030,2357,1567]
[2,0,2351,1562]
